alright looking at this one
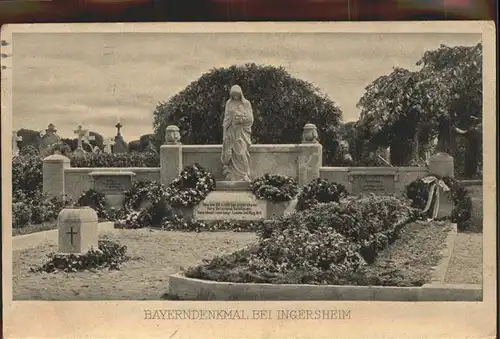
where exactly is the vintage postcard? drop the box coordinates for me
[2,21,496,338]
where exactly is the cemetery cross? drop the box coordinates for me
[66,226,78,246]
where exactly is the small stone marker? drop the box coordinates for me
[58,207,98,254]
[12,131,22,156]
[89,171,135,207]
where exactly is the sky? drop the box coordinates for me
[12,32,480,141]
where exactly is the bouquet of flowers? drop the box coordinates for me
[233,111,246,124]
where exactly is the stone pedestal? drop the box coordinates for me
[436,190,454,219]
[43,154,71,200]
[58,207,98,254]
[215,181,251,191]
[160,144,183,187]
[429,152,455,178]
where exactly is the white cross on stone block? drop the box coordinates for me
[58,207,98,254]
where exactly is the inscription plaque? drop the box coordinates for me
[351,174,396,195]
[194,191,267,221]
[94,175,133,195]
[89,171,135,207]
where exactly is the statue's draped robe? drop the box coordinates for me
[221,90,254,181]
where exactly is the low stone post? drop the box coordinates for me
[298,123,322,186]
[58,207,98,254]
[43,154,71,200]
[428,152,455,178]
[160,125,183,187]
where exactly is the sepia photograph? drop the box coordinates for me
[2,22,496,338]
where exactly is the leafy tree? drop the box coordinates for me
[337,121,364,164]
[416,43,482,177]
[139,134,157,152]
[128,140,141,152]
[153,63,343,164]
[357,68,443,165]
[16,128,42,150]
[357,43,481,169]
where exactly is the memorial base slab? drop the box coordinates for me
[193,191,267,221]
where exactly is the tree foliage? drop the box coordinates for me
[356,43,482,168]
[153,63,343,164]
[17,129,42,150]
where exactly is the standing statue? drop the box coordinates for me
[221,85,254,181]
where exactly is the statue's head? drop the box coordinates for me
[229,85,243,101]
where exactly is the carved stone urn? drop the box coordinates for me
[165,125,181,145]
[302,123,318,143]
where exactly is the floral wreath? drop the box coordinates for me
[250,174,299,203]
[166,163,216,207]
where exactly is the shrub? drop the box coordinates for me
[250,174,298,202]
[296,178,348,211]
[29,194,69,224]
[12,154,43,197]
[404,175,472,229]
[76,189,108,219]
[166,163,216,207]
[186,195,418,284]
[30,240,128,273]
[153,63,343,165]
[70,151,159,168]
[13,202,32,228]
[12,190,70,228]
[161,215,262,233]
[114,210,151,229]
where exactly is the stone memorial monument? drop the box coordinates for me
[39,123,61,158]
[73,124,95,156]
[113,119,128,154]
[12,131,22,156]
[103,138,115,154]
[194,85,268,220]
[58,207,98,254]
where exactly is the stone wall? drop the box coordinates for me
[319,166,429,195]
[159,143,321,186]
[42,124,453,200]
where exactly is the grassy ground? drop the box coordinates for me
[12,222,58,237]
[12,218,110,237]
[13,229,257,300]
[356,221,452,286]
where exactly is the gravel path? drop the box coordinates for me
[444,232,483,284]
[13,229,257,300]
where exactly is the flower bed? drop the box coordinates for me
[30,239,128,273]
[185,195,422,285]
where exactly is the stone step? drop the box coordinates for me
[214,180,251,191]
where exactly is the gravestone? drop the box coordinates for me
[74,124,95,156]
[58,207,98,254]
[39,123,61,158]
[113,121,128,154]
[103,138,115,154]
[349,172,397,195]
[89,171,135,207]
[12,131,22,156]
